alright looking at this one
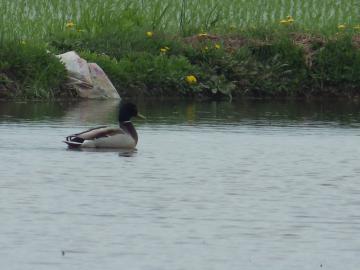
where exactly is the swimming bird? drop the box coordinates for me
[64,102,145,149]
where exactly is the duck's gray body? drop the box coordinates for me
[64,122,138,149]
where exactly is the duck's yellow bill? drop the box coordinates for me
[137,113,146,119]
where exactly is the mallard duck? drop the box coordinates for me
[64,102,145,149]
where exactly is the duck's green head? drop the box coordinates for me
[118,102,145,122]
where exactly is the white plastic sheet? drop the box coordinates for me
[57,51,120,99]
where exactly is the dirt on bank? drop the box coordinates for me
[184,33,360,68]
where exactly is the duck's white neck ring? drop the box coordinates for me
[120,121,132,124]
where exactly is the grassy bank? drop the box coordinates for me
[1,0,360,99]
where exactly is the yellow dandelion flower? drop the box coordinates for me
[186,75,197,85]
[203,46,209,51]
[198,33,208,37]
[65,21,75,28]
[146,31,154,37]
[214,44,221,49]
[338,24,346,30]
[160,48,168,53]
[164,46,170,50]
[280,19,290,25]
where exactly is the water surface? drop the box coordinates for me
[1,99,360,270]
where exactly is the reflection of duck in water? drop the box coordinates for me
[63,99,120,123]
[64,102,145,149]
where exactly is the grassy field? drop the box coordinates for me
[0,0,359,99]
[1,0,359,40]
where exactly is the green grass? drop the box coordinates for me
[1,0,359,41]
[0,41,68,99]
[79,50,200,98]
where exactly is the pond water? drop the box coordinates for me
[1,99,360,270]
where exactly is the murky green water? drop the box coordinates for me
[1,99,360,270]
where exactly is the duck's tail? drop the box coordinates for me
[63,135,85,148]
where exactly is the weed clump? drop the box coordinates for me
[0,41,68,99]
